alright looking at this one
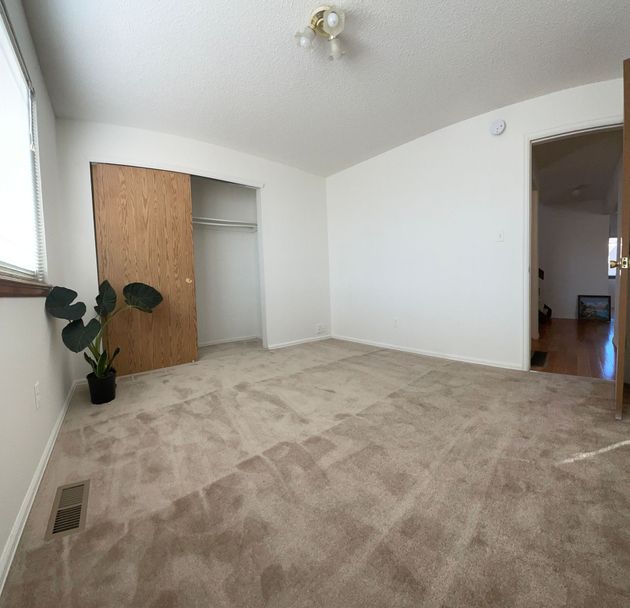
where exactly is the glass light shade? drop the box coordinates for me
[328,36,343,60]
[295,27,315,49]
[322,7,345,37]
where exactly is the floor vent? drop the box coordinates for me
[531,350,548,367]
[46,480,89,540]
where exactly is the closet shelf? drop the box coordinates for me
[192,216,257,230]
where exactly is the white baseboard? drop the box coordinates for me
[198,335,260,348]
[267,335,331,350]
[331,335,524,371]
[0,379,79,596]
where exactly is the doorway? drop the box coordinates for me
[529,127,623,380]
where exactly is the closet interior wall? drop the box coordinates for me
[191,176,261,347]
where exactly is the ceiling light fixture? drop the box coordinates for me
[295,5,346,61]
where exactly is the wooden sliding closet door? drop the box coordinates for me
[91,163,198,375]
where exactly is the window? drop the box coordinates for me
[608,237,618,278]
[0,3,46,287]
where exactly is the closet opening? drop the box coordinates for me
[191,176,264,354]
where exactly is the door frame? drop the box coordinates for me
[523,117,623,373]
[86,156,269,349]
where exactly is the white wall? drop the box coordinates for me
[55,119,330,378]
[327,79,623,369]
[538,206,611,319]
[0,0,74,592]
[192,177,261,345]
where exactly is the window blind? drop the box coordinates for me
[0,0,47,282]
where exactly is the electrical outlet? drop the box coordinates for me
[393,318,399,328]
[34,381,41,409]
[316,323,327,336]
[496,230,505,242]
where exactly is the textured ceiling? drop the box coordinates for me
[534,129,622,215]
[23,0,630,176]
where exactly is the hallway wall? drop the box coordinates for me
[538,206,611,319]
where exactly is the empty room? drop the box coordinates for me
[1,1,630,607]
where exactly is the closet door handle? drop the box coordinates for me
[185,277,193,284]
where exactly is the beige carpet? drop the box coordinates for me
[2,339,630,607]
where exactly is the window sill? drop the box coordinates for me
[0,275,52,297]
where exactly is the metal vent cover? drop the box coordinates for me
[46,480,90,540]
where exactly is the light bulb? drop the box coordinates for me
[328,37,343,60]
[295,27,315,49]
[322,8,345,37]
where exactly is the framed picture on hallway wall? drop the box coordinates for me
[577,295,611,322]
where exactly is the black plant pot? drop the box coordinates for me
[87,369,117,405]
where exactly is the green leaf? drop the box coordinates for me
[45,287,86,321]
[83,352,97,372]
[123,282,163,312]
[62,318,101,353]
[101,347,121,375]
[108,347,121,369]
[95,350,108,377]
[94,280,117,316]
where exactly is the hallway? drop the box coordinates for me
[531,318,615,380]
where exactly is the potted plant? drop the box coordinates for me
[45,280,163,404]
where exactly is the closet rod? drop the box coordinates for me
[193,222,257,230]
[192,216,258,229]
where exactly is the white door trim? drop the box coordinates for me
[522,116,623,371]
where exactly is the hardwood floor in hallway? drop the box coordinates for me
[531,318,616,380]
